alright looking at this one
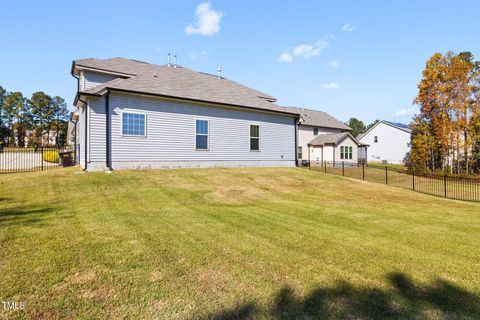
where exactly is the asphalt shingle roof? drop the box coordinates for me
[74,58,298,114]
[74,58,352,123]
[308,132,360,146]
[288,107,351,130]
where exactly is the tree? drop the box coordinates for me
[3,92,27,146]
[408,116,435,171]
[411,51,480,174]
[366,120,379,131]
[51,96,69,146]
[345,118,366,137]
[0,85,6,145]
[28,91,53,146]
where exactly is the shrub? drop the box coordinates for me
[43,150,59,163]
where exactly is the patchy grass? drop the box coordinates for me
[0,167,479,319]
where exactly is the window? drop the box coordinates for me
[297,146,303,159]
[122,112,145,136]
[195,119,209,150]
[374,136,378,143]
[313,128,319,136]
[250,124,260,151]
[340,146,353,160]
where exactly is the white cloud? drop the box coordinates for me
[395,108,418,117]
[320,82,341,90]
[185,2,223,36]
[342,23,355,32]
[278,40,329,63]
[277,53,293,63]
[293,41,329,58]
[327,58,340,68]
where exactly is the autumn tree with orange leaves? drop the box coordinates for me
[410,52,480,174]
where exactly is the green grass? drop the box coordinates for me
[1,167,480,319]
[367,162,407,170]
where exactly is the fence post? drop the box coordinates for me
[41,147,44,171]
[362,163,365,180]
[385,166,388,184]
[324,161,327,173]
[308,160,311,171]
[342,161,345,176]
[444,174,447,198]
[412,171,415,191]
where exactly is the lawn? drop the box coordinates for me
[1,167,479,319]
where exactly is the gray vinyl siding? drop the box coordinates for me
[88,97,107,162]
[101,92,295,166]
[83,71,119,91]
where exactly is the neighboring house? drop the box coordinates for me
[71,57,299,171]
[292,108,362,164]
[357,120,412,164]
[308,132,362,164]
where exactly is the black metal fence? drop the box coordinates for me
[306,161,480,202]
[0,147,75,174]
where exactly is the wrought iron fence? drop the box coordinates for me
[305,161,480,202]
[0,147,75,174]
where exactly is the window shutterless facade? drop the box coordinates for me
[250,124,260,151]
[122,112,146,136]
[297,146,302,159]
[313,128,319,136]
[374,136,378,143]
[195,119,209,150]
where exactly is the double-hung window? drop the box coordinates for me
[122,112,145,136]
[297,146,303,159]
[250,125,260,151]
[195,119,209,150]
[340,146,353,160]
[313,128,319,136]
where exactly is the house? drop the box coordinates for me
[292,108,362,164]
[71,57,299,171]
[357,120,412,164]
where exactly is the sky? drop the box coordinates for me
[0,0,479,125]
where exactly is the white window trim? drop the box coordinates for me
[121,111,147,138]
[249,123,260,152]
[195,118,210,151]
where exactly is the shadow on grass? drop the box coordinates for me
[0,206,60,227]
[199,272,480,319]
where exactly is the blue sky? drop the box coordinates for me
[0,0,478,124]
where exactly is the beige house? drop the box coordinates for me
[308,132,361,165]
[291,108,360,164]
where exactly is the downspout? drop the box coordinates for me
[73,71,89,171]
[105,90,111,170]
[294,117,299,167]
[78,97,89,171]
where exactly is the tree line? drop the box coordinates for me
[0,85,69,147]
[410,52,480,174]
